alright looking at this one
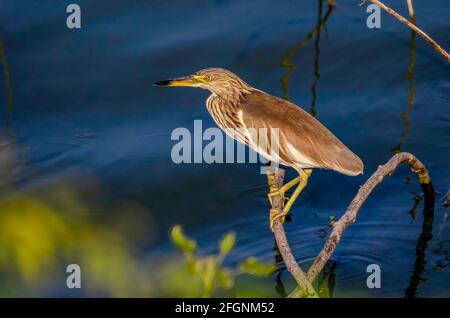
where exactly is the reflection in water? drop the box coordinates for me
[317,259,336,298]
[273,240,288,297]
[444,190,450,208]
[280,0,334,116]
[404,184,435,298]
[310,0,324,117]
[0,137,23,188]
[0,36,22,188]
[275,269,288,298]
[392,10,416,153]
[0,37,14,133]
[432,240,450,272]
[408,192,422,221]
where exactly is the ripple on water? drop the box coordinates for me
[195,212,426,289]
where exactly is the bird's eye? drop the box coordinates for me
[203,75,211,82]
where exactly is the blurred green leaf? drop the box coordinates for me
[185,254,197,275]
[217,268,234,290]
[168,224,279,297]
[201,257,217,297]
[170,225,197,253]
[161,256,203,297]
[0,184,154,297]
[219,231,236,256]
[240,257,276,276]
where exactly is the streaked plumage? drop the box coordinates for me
[154,67,364,230]
[194,68,363,176]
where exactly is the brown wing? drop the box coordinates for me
[239,90,363,176]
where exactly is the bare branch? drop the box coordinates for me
[272,2,440,298]
[406,0,416,24]
[369,0,450,63]
[306,152,432,282]
[287,152,432,297]
[270,168,319,297]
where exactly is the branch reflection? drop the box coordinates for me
[280,0,334,117]
[404,184,435,298]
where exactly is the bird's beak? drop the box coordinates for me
[153,75,201,87]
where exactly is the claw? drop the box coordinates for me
[270,208,288,232]
[266,169,311,232]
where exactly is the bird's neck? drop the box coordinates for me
[206,89,251,131]
[208,86,253,108]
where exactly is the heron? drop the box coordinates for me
[154,68,363,230]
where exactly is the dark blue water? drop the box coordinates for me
[0,0,449,297]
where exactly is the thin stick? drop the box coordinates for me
[306,152,432,282]
[406,0,416,24]
[369,0,450,63]
[287,152,432,297]
[270,168,319,297]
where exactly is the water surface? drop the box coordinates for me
[0,0,449,297]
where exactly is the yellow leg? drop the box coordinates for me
[267,175,302,206]
[280,176,302,193]
[269,169,311,231]
[283,169,310,215]
[266,170,276,188]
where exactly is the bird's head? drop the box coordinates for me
[154,68,250,95]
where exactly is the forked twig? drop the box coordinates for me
[270,152,433,297]
[369,0,450,63]
[305,152,432,282]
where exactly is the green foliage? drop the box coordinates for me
[0,187,153,297]
[170,225,197,253]
[0,140,154,297]
[240,257,276,276]
[329,215,335,227]
[219,231,235,256]
[216,268,234,289]
[169,225,275,297]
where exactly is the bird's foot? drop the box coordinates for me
[270,208,288,232]
[267,187,285,207]
[268,176,301,206]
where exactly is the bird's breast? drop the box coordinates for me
[205,95,247,141]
